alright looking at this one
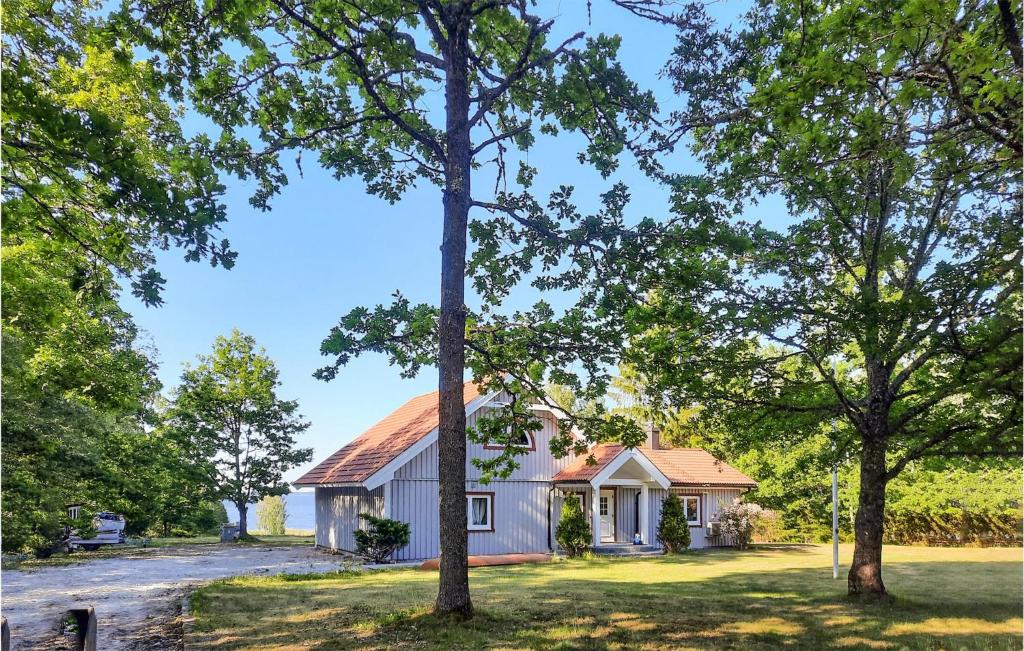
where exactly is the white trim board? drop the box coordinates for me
[589,449,671,489]
[363,389,500,490]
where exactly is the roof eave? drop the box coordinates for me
[291,480,365,489]
[362,388,502,490]
[669,482,758,489]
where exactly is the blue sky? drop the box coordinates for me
[120,1,763,482]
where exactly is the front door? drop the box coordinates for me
[599,489,616,542]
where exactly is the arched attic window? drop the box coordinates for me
[483,428,537,452]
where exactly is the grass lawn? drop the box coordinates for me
[145,532,315,548]
[2,533,314,570]
[188,544,1022,650]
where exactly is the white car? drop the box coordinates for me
[65,512,126,552]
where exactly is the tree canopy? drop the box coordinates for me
[168,330,312,537]
[621,0,1022,596]
[1,0,236,552]
[3,0,234,306]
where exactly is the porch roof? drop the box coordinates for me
[552,444,757,489]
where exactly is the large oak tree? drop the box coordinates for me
[624,0,1021,597]
[127,0,657,615]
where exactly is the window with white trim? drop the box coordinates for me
[684,496,700,525]
[467,493,493,531]
[483,427,536,451]
[671,491,701,526]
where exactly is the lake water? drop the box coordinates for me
[223,491,316,533]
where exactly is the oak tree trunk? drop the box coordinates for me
[237,502,249,538]
[848,433,888,597]
[434,7,473,618]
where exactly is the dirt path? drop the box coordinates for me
[1,545,352,649]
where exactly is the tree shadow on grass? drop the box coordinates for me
[187,560,1022,650]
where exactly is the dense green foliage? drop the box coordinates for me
[2,0,234,306]
[656,493,691,554]
[616,370,1022,547]
[555,494,592,558]
[1,0,236,555]
[255,495,288,536]
[873,464,1021,546]
[621,0,1022,595]
[167,330,312,537]
[738,444,1022,547]
[353,514,412,564]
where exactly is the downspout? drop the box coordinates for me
[547,486,556,552]
[635,492,640,539]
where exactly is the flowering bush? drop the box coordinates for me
[717,502,763,550]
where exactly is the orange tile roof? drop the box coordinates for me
[553,444,756,488]
[642,448,757,487]
[552,444,626,482]
[294,382,483,486]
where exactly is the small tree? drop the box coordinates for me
[169,330,313,537]
[555,495,591,558]
[353,514,411,564]
[256,495,287,536]
[657,494,691,554]
[718,503,762,551]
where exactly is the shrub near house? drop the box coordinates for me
[555,495,591,558]
[718,503,762,550]
[256,496,287,535]
[353,514,410,564]
[657,493,691,553]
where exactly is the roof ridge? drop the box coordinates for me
[405,378,481,401]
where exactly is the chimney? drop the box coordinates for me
[644,423,668,449]
[651,425,671,450]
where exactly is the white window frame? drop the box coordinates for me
[684,496,701,526]
[466,492,494,532]
[671,491,701,526]
[482,427,536,451]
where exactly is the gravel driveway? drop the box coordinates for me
[1,545,353,650]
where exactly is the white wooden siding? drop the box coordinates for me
[616,487,640,542]
[394,396,578,482]
[314,486,384,551]
[646,487,744,549]
[390,479,554,561]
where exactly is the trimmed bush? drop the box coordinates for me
[353,514,410,564]
[556,494,591,557]
[657,493,691,553]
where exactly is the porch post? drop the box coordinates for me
[590,484,601,547]
[639,483,649,544]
